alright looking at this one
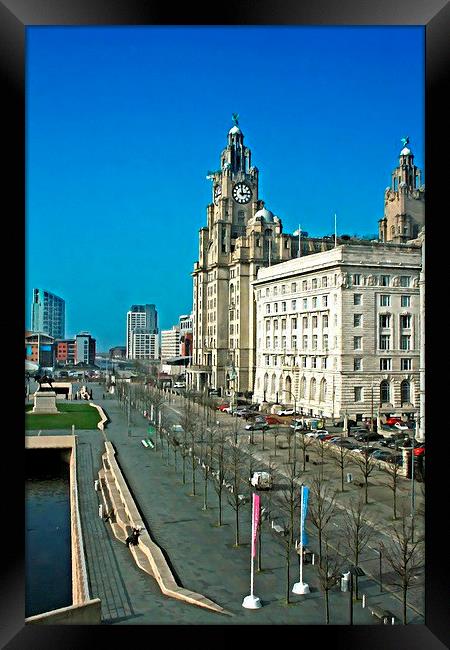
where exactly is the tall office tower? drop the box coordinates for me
[126,304,158,359]
[31,288,65,339]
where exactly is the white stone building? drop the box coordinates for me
[252,242,422,422]
[161,326,181,361]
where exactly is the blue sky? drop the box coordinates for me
[26,26,424,352]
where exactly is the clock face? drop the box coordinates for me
[214,185,222,204]
[232,182,252,204]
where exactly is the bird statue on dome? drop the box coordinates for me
[401,136,410,147]
[232,112,239,126]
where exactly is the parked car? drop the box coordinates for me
[385,416,402,425]
[354,432,383,442]
[173,381,186,389]
[245,422,269,431]
[305,429,329,438]
[370,449,399,462]
[265,415,280,425]
[331,439,358,449]
[350,427,370,436]
[413,443,425,457]
[393,422,410,431]
[217,403,230,412]
[276,407,297,416]
[250,471,273,490]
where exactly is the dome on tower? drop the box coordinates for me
[229,125,242,135]
[253,207,274,222]
[400,146,411,156]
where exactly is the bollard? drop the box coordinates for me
[391,617,395,625]
[312,553,315,565]
[72,424,75,435]
[98,504,103,518]
[94,480,99,491]
[362,594,366,608]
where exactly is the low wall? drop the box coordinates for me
[25,435,97,623]
[25,599,101,625]
[100,441,230,616]
[89,402,109,430]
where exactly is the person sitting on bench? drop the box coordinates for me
[126,527,141,547]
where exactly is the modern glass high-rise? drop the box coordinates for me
[31,289,65,339]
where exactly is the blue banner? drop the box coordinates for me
[300,486,309,546]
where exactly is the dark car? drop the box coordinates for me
[245,422,269,431]
[355,432,383,443]
[331,439,358,449]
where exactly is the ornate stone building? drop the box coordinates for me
[187,117,335,396]
[252,243,422,423]
[378,138,425,243]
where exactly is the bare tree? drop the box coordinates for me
[341,497,376,600]
[308,473,337,566]
[211,427,228,526]
[225,441,250,546]
[381,506,425,624]
[297,433,314,472]
[351,445,378,504]
[180,403,197,487]
[272,425,281,457]
[380,456,403,520]
[317,539,343,624]
[271,510,296,605]
[330,443,352,492]
[279,460,302,544]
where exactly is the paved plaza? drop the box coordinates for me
[25,384,425,626]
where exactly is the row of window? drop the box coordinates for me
[261,333,414,352]
[262,355,329,369]
[355,380,413,404]
[258,275,413,299]
[354,358,413,371]
[264,295,329,314]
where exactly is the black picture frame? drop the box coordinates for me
[3,1,449,647]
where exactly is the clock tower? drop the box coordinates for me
[188,116,294,397]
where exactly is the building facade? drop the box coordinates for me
[187,117,336,397]
[74,332,96,365]
[25,331,55,369]
[179,313,193,358]
[378,139,425,244]
[161,326,181,361]
[31,289,65,339]
[55,339,77,365]
[252,243,422,422]
[126,304,158,359]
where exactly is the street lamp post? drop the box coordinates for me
[349,566,365,625]
[283,389,298,459]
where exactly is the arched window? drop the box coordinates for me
[271,373,276,398]
[319,378,327,402]
[256,377,260,390]
[285,375,292,401]
[380,380,390,403]
[299,376,306,399]
[401,380,411,405]
[310,377,316,401]
[263,373,269,393]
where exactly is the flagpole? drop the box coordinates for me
[292,485,310,594]
[334,213,337,248]
[298,224,301,258]
[242,493,262,609]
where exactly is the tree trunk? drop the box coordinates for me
[285,550,290,604]
[235,505,239,546]
[218,490,222,526]
[325,588,330,624]
[203,474,208,510]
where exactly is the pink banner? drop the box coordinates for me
[251,493,261,558]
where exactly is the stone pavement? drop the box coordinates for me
[25,384,424,625]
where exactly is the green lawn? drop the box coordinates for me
[25,402,101,430]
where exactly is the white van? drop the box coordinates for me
[250,471,273,490]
